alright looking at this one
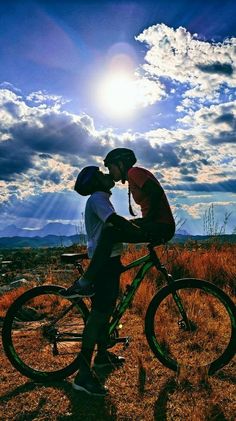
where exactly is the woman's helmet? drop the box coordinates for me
[74,166,99,196]
[104,148,137,168]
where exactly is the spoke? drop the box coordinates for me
[10,292,86,373]
[152,288,232,367]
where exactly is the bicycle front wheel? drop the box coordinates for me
[2,285,89,382]
[145,279,236,375]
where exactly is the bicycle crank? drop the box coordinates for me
[52,341,59,356]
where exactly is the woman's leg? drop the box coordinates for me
[84,222,147,282]
[84,221,174,283]
[135,220,175,241]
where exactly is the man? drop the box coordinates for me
[61,166,125,396]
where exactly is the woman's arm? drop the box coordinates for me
[106,213,143,236]
[142,178,164,220]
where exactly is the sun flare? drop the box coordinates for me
[97,72,139,118]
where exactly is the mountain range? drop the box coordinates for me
[0,234,86,249]
[0,223,79,238]
[0,223,191,238]
[0,223,235,248]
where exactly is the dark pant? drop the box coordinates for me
[91,255,122,314]
[84,218,175,283]
[81,256,122,355]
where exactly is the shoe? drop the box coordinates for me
[93,351,125,368]
[59,281,95,298]
[72,373,107,396]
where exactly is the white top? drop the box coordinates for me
[85,191,123,258]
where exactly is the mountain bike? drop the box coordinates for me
[2,242,236,382]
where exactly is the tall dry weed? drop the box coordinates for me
[168,244,236,291]
[0,286,28,318]
[1,243,235,319]
[119,243,235,318]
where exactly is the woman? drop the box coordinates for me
[104,147,175,241]
[63,148,175,297]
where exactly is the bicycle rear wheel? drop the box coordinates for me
[2,285,89,381]
[145,279,236,375]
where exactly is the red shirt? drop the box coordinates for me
[128,167,175,225]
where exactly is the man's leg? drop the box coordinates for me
[78,309,110,376]
[76,257,121,372]
[92,256,125,367]
[72,309,110,395]
[94,319,125,368]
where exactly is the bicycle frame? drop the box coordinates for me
[109,244,194,339]
[52,251,156,346]
[5,248,235,380]
[109,253,153,334]
[54,245,191,346]
[52,248,161,346]
[109,246,171,335]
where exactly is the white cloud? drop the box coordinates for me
[0,82,235,233]
[136,24,236,101]
[0,85,234,196]
[133,75,167,106]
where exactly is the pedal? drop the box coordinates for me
[178,319,186,330]
[123,336,131,350]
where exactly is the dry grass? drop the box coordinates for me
[0,243,235,420]
[119,243,236,318]
[167,244,236,291]
[0,286,30,319]
[1,311,235,420]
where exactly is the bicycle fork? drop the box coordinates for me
[161,268,196,332]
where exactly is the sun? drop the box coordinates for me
[96,71,138,118]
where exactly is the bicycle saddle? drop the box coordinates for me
[61,252,88,263]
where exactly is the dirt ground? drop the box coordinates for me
[1,310,235,421]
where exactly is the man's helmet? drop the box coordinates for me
[104,148,137,168]
[74,166,99,196]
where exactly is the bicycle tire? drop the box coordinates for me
[2,285,89,382]
[145,278,236,375]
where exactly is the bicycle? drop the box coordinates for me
[2,242,236,382]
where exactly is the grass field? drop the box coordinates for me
[0,243,235,420]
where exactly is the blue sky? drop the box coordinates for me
[0,0,236,235]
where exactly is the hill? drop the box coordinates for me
[0,233,235,248]
[0,234,85,249]
[0,223,78,238]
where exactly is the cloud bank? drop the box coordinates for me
[0,23,235,232]
[136,24,236,101]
